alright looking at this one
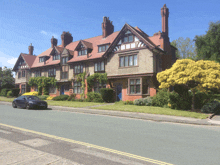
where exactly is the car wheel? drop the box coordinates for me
[26,104,30,109]
[12,102,17,108]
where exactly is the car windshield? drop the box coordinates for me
[27,96,40,101]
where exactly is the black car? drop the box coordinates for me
[12,95,48,109]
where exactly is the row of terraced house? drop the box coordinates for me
[13,4,176,101]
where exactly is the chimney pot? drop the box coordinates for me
[28,43,34,55]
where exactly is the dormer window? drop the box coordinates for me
[62,57,68,64]
[98,45,109,52]
[78,49,87,56]
[53,54,60,60]
[39,57,44,63]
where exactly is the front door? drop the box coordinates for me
[60,85,65,95]
[116,85,122,101]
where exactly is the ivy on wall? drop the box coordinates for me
[75,72,86,98]
[87,73,107,91]
[28,77,57,95]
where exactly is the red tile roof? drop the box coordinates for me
[21,54,36,68]
[67,31,119,63]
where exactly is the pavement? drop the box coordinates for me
[1,101,220,126]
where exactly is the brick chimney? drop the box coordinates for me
[161,4,169,36]
[102,17,114,38]
[61,31,73,47]
[51,36,58,48]
[28,43,34,55]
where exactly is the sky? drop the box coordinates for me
[0,0,220,70]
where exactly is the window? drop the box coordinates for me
[74,65,83,74]
[18,72,21,78]
[39,57,44,63]
[22,70,25,77]
[98,45,109,52]
[48,68,56,77]
[49,86,56,94]
[129,79,141,94]
[94,61,104,72]
[74,82,82,94]
[120,55,137,67]
[62,57,68,64]
[64,84,69,92]
[94,82,106,93]
[61,66,68,79]
[21,84,26,94]
[78,49,87,56]
[53,54,60,60]
[122,35,134,43]
[34,71,41,77]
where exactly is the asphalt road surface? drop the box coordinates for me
[1,104,220,165]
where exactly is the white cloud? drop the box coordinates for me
[40,30,48,35]
[40,30,58,39]
[0,51,17,69]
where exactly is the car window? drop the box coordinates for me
[17,96,25,100]
[27,96,40,100]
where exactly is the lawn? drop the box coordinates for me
[46,100,105,108]
[0,96,209,119]
[91,101,209,119]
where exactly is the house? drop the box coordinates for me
[13,4,176,101]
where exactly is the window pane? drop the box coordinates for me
[85,49,87,55]
[130,85,134,94]
[95,63,97,71]
[134,55,137,66]
[97,63,101,71]
[77,65,80,73]
[106,45,109,50]
[81,65,83,73]
[79,51,81,56]
[74,88,77,93]
[128,35,133,42]
[124,36,128,43]
[58,55,60,60]
[136,85,140,93]
[125,56,128,66]
[130,79,134,85]
[99,46,102,52]
[120,57,124,67]
[136,79,140,84]
[101,61,104,71]
[129,56,133,66]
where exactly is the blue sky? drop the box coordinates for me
[0,0,220,69]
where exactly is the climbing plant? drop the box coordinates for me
[75,72,86,99]
[87,73,108,91]
[28,77,57,95]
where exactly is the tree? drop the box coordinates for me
[157,59,220,110]
[171,37,196,59]
[0,67,15,89]
[195,21,220,62]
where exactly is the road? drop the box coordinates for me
[1,104,220,165]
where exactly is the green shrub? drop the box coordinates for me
[152,89,170,107]
[52,95,69,101]
[124,100,133,105]
[169,92,192,110]
[38,95,49,100]
[0,88,10,97]
[11,88,20,97]
[7,91,13,98]
[68,94,76,101]
[71,98,76,101]
[93,97,104,103]
[134,98,144,106]
[201,101,220,113]
[100,88,114,103]
[134,97,152,106]
[77,99,84,102]
[86,92,103,102]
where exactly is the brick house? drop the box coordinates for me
[13,4,176,101]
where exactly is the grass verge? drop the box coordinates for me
[91,101,209,119]
[0,96,14,102]
[46,100,104,108]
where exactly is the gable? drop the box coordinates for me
[113,29,147,52]
[13,54,28,71]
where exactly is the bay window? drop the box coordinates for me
[120,55,137,67]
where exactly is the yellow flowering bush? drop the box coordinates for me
[46,96,54,100]
[22,91,38,96]
[157,59,220,110]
